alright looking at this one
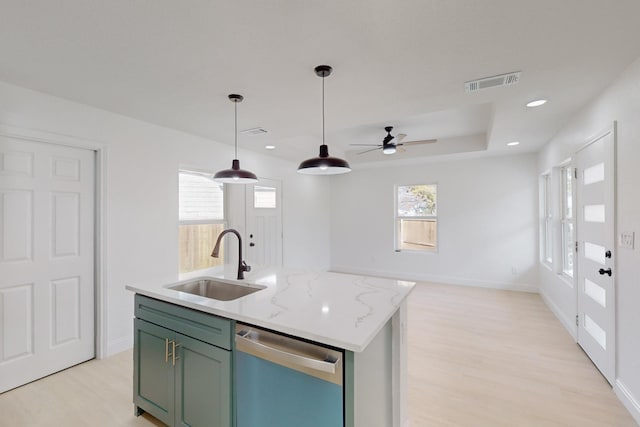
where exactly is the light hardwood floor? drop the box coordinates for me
[408,283,636,427]
[0,282,636,426]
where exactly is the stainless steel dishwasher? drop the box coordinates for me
[234,324,344,427]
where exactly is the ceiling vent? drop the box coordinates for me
[465,71,521,93]
[241,127,268,135]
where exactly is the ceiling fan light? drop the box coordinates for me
[383,145,396,155]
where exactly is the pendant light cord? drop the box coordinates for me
[322,75,325,147]
[234,100,238,159]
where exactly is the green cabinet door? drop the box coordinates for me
[175,333,232,427]
[134,318,175,426]
[133,295,233,427]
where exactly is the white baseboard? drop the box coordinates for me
[539,290,577,341]
[615,380,640,426]
[329,266,539,293]
[106,335,133,357]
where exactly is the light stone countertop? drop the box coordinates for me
[126,266,415,352]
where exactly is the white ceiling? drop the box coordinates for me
[1,0,640,166]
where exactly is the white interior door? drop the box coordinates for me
[245,178,283,266]
[576,128,615,385]
[0,136,95,393]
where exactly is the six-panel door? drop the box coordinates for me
[0,137,95,393]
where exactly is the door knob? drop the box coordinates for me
[605,250,611,259]
[249,242,255,247]
[599,268,612,277]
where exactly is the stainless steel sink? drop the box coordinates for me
[169,279,265,301]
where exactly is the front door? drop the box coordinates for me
[245,178,283,266]
[575,126,615,385]
[0,136,95,393]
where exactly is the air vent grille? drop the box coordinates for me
[465,71,521,93]
[240,127,268,135]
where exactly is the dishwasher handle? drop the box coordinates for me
[236,330,340,375]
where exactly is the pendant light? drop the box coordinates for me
[297,65,351,175]
[213,94,258,184]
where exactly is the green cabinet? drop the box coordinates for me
[133,295,233,427]
[134,319,175,425]
[175,333,231,427]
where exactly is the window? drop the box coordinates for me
[395,184,437,252]
[178,171,226,273]
[542,174,552,264]
[561,165,574,276]
[254,185,277,209]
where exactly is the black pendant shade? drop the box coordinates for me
[298,144,351,175]
[214,94,258,184]
[297,65,351,175]
[213,158,258,183]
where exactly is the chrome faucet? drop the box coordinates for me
[211,229,251,280]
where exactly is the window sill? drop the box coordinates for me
[558,272,574,288]
[179,264,225,276]
[395,249,438,255]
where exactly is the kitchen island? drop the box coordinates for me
[127,267,415,427]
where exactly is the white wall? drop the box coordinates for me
[538,57,640,424]
[0,80,331,356]
[329,153,539,291]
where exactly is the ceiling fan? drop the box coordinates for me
[351,126,437,155]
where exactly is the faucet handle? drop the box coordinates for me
[241,261,251,273]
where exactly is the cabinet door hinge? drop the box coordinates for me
[574,168,578,179]
[575,241,579,253]
[576,314,579,326]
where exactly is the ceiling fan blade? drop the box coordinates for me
[395,133,407,143]
[350,144,383,147]
[357,147,382,155]
[397,146,406,153]
[402,138,438,146]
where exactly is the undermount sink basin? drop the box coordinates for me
[169,279,265,301]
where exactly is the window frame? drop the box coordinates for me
[253,185,278,209]
[541,173,553,266]
[178,169,227,273]
[560,164,575,279]
[394,183,438,253]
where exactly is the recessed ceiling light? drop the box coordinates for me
[265,145,276,150]
[526,99,547,108]
[507,141,520,146]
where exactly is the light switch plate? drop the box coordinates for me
[620,231,635,249]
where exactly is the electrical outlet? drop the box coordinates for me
[620,232,635,249]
